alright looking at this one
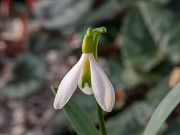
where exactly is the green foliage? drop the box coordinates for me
[121,2,166,72]
[143,83,180,135]
[107,60,142,89]
[86,1,126,24]
[147,78,170,104]
[106,102,154,135]
[120,1,180,72]
[63,99,99,135]
[51,86,99,135]
[137,1,180,64]
[0,54,45,98]
[33,0,93,34]
[28,31,69,56]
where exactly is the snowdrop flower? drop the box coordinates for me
[54,28,115,112]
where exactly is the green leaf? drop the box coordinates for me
[119,0,171,5]
[33,0,92,34]
[143,83,180,135]
[0,54,45,98]
[119,1,179,72]
[55,92,98,129]
[106,101,154,135]
[147,77,170,104]
[150,0,172,5]
[107,59,142,89]
[137,2,174,45]
[63,100,99,135]
[120,7,164,72]
[29,31,70,56]
[51,86,99,135]
[165,22,180,64]
[137,1,180,64]
[86,1,126,24]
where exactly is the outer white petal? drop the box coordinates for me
[89,54,115,112]
[54,54,84,109]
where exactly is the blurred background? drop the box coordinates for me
[0,0,180,135]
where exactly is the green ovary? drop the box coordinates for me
[81,57,91,88]
[82,28,94,54]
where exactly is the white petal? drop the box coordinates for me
[78,55,93,95]
[89,54,115,112]
[54,54,84,109]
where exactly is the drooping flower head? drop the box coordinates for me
[54,28,115,112]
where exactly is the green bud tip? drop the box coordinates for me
[82,28,94,53]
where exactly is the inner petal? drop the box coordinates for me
[78,81,93,95]
[81,54,92,88]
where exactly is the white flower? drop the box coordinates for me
[54,53,115,112]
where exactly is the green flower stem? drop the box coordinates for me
[96,102,107,135]
[93,39,107,135]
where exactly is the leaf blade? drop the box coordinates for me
[143,83,180,135]
[51,86,99,135]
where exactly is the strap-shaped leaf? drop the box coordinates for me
[51,86,99,135]
[143,83,180,135]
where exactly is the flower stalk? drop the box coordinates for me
[93,30,107,135]
[96,102,107,135]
